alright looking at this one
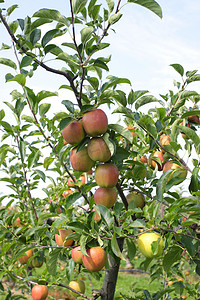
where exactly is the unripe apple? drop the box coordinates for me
[31,285,48,300]
[138,232,163,258]
[126,126,137,138]
[163,160,187,183]
[30,256,44,268]
[62,121,85,145]
[69,279,85,296]
[148,151,164,171]
[126,191,145,209]
[159,135,171,153]
[94,187,117,208]
[55,229,73,247]
[82,246,106,272]
[70,147,95,172]
[71,246,83,264]
[88,137,111,162]
[18,249,33,265]
[95,164,119,188]
[82,109,108,137]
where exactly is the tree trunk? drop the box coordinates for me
[100,238,124,300]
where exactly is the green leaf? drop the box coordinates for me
[93,59,109,71]
[46,248,61,276]
[126,238,136,261]
[156,170,173,201]
[33,9,70,26]
[128,0,162,18]
[182,109,200,119]
[129,219,146,228]
[30,28,41,45]
[108,12,123,25]
[72,0,88,15]
[186,74,200,84]
[64,192,82,209]
[41,29,59,47]
[19,139,26,163]
[8,74,26,86]
[163,246,182,273]
[28,149,40,169]
[62,42,76,51]
[106,0,114,12]
[36,90,58,102]
[189,168,200,194]
[59,117,73,130]
[111,233,126,260]
[39,103,51,117]
[177,125,200,154]
[0,58,17,70]
[7,4,18,16]
[87,77,99,90]
[108,124,133,144]
[81,26,94,44]
[137,115,157,139]
[57,52,80,68]
[95,205,114,228]
[170,64,184,76]
[135,95,164,110]
[20,56,33,68]
[61,100,75,114]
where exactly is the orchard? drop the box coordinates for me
[0,0,200,300]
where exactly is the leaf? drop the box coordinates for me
[186,74,200,84]
[8,74,26,86]
[36,90,58,102]
[72,0,88,15]
[87,77,99,90]
[19,139,26,163]
[170,64,184,76]
[128,0,162,18]
[137,115,157,139]
[93,59,109,71]
[108,124,133,143]
[46,248,61,276]
[163,246,182,273]
[39,103,51,117]
[30,28,41,46]
[129,219,146,228]
[7,4,18,16]
[33,9,70,27]
[41,29,59,47]
[111,233,126,260]
[126,238,136,261]
[156,170,173,201]
[182,109,200,119]
[95,205,114,228]
[28,149,40,169]
[106,0,114,12]
[108,12,123,25]
[64,192,82,209]
[34,169,46,182]
[0,58,17,70]
[57,52,80,68]
[135,95,164,110]
[81,26,94,44]
[59,117,73,130]
[177,125,200,154]
[61,100,75,113]
[20,56,33,69]
[103,76,131,91]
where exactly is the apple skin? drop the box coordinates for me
[55,229,73,247]
[18,249,33,265]
[70,147,95,172]
[68,175,85,188]
[126,191,145,209]
[95,164,119,188]
[62,121,85,145]
[148,151,164,171]
[138,232,163,258]
[62,189,73,198]
[159,135,171,153]
[69,279,85,296]
[82,109,108,137]
[71,246,83,264]
[88,137,111,162]
[31,285,48,300]
[94,187,117,208]
[126,126,137,138]
[82,246,106,272]
[13,217,22,227]
[93,209,101,222]
[30,256,44,268]
[163,161,187,183]
[188,114,200,124]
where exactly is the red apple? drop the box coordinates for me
[62,189,73,198]
[188,114,200,124]
[62,121,85,145]
[139,156,148,163]
[18,249,33,265]
[163,160,187,183]
[82,109,108,137]
[126,191,145,209]
[93,209,101,222]
[82,246,106,272]
[95,164,119,187]
[159,135,171,153]
[70,147,95,172]
[55,229,73,247]
[71,246,83,264]
[148,151,164,171]
[87,137,111,162]
[94,187,117,208]
[31,285,48,300]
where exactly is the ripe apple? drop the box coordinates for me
[62,121,85,145]
[87,137,111,162]
[71,246,83,264]
[55,229,73,247]
[69,279,85,296]
[95,164,119,188]
[188,114,200,124]
[82,246,106,272]
[67,175,85,188]
[82,109,108,137]
[18,249,33,264]
[163,160,187,183]
[148,151,164,171]
[70,147,95,172]
[31,285,48,300]
[126,191,145,209]
[62,189,73,198]
[138,232,163,258]
[139,155,148,163]
[126,126,137,138]
[159,135,171,153]
[94,187,117,208]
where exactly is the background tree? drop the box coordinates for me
[0,0,200,300]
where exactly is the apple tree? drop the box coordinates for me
[0,0,200,299]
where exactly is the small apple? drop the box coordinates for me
[168,281,174,286]
[70,147,95,172]
[139,156,148,163]
[93,209,101,222]
[138,232,163,258]
[82,109,108,137]
[55,229,73,247]
[13,217,22,227]
[148,151,164,171]
[188,114,200,124]
[31,285,48,300]
[60,265,64,271]
[62,189,73,198]
[163,160,187,183]
[87,137,111,162]
[126,191,145,209]
[159,135,171,153]
[95,164,119,188]
[30,256,44,268]
[126,126,137,138]
[94,187,117,208]
[62,121,85,145]
[18,249,33,265]
[69,279,85,296]
[71,246,83,264]
[82,246,106,272]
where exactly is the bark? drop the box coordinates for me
[100,238,124,300]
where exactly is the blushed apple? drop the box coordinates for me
[159,135,171,153]
[95,164,119,188]
[62,121,85,145]
[148,151,164,171]
[71,246,83,264]
[82,109,108,137]
[87,137,111,162]
[69,279,85,296]
[94,187,117,208]
[31,285,48,300]
[70,147,95,172]
[18,249,33,265]
[163,160,187,183]
[55,229,73,247]
[82,246,106,272]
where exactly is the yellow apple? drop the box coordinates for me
[69,279,85,296]
[138,232,163,258]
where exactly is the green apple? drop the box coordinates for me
[126,191,145,209]
[138,232,163,258]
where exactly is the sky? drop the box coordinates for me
[0,0,200,201]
